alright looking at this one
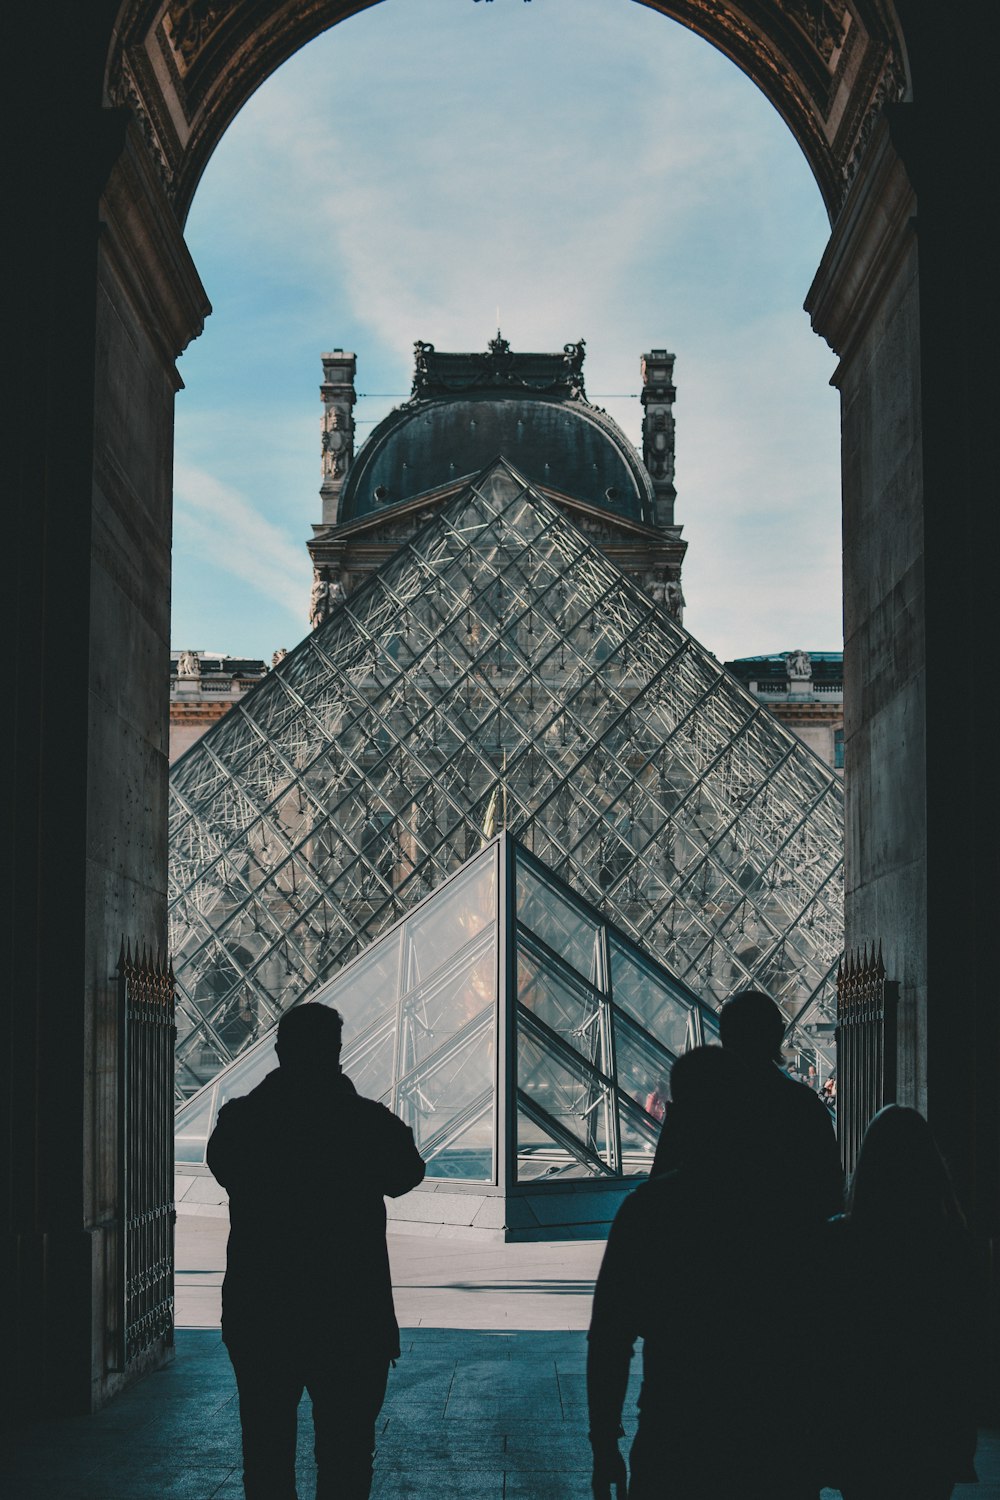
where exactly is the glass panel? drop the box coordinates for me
[515,1102,605,1181]
[517,1022,612,1173]
[175,1084,218,1164]
[612,1012,676,1120]
[342,1022,395,1105]
[609,938,702,1057]
[311,927,402,1036]
[402,847,497,989]
[618,1099,661,1174]
[398,1018,494,1182]
[516,941,603,1065]
[397,934,495,1080]
[516,860,602,986]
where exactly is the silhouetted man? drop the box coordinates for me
[207,1003,426,1500]
[651,988,843,1222]
[588,1046,823,1500]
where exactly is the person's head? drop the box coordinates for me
[718,989,786,1067]
[848,1104,966,1230]
[667,1045,745,1165]
[276,1003,344,1074]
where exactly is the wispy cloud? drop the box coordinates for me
[173,463,312,622]
[176,0,842,662]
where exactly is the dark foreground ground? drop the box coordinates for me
[3,1217,998,1498]
[2,1327,998,1500]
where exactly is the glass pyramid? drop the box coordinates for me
[176,832,721,1190]
[169,460,843,1098]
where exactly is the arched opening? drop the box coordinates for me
[171,1,842,678]
[167,0,844,1108]
[7,0,998,1428]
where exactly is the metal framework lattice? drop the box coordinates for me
[170,461,843,1098]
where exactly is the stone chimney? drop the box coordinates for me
[319,350,357,524]
[640,349,676,528]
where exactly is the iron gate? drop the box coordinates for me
[116,942,176,1368]
[835,945,898,1179]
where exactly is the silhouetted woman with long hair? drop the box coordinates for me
[828,1105,979,1499]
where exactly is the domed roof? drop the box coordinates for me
[338,337,655,525]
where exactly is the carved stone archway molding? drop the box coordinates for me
[106,0,907,221]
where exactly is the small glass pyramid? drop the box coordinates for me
[170,460,843,1098]
[176,832,720,1196]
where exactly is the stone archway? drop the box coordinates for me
[106,1,906,221]
[5,0,996,1422]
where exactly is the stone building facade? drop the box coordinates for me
[725,652,844,772]
[306,337,688,621]
[169,651,272,762]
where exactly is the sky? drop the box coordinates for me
[172,0,842,665]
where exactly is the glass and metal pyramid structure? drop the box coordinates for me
[170,460,843,1099]
[177,832,720,1235]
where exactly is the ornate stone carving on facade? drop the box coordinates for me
[786,649,813,681]
[642,568,684,624]
[271,648,288,668]
[319,351,357,525]
[309,568,345,630]
[410,334,588,400]
[177,650,201,677]
[308,571,326,630]
[840,47,907,198]
[163,0,227,72]
[106,54,177,192]
[562,340,586,399]
[782,0,848,64]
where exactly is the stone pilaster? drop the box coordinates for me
[319,350,357,524]
[640,349,676,528]
[806,112,924,1117]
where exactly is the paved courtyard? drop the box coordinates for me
[1,1208,997,1498]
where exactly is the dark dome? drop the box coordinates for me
[339,394,654,524]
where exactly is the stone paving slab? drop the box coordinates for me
[176,1212,607,1331]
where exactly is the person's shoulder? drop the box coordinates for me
[618,1170,683,1222]
[774,1068,832,1115]
[343,1080,410,1130]
[772,1066,814,1096]
[215,1069,281,1123]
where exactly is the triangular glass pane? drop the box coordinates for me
[516,1017,614,1175]
[515,1093,610,1182]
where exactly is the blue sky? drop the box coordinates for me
[173,0,841,664]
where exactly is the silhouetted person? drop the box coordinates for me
[651,989,843,1222]
[824,1105,979,1499]
[588,1046,823,1500]
[207,1003,426,1500]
